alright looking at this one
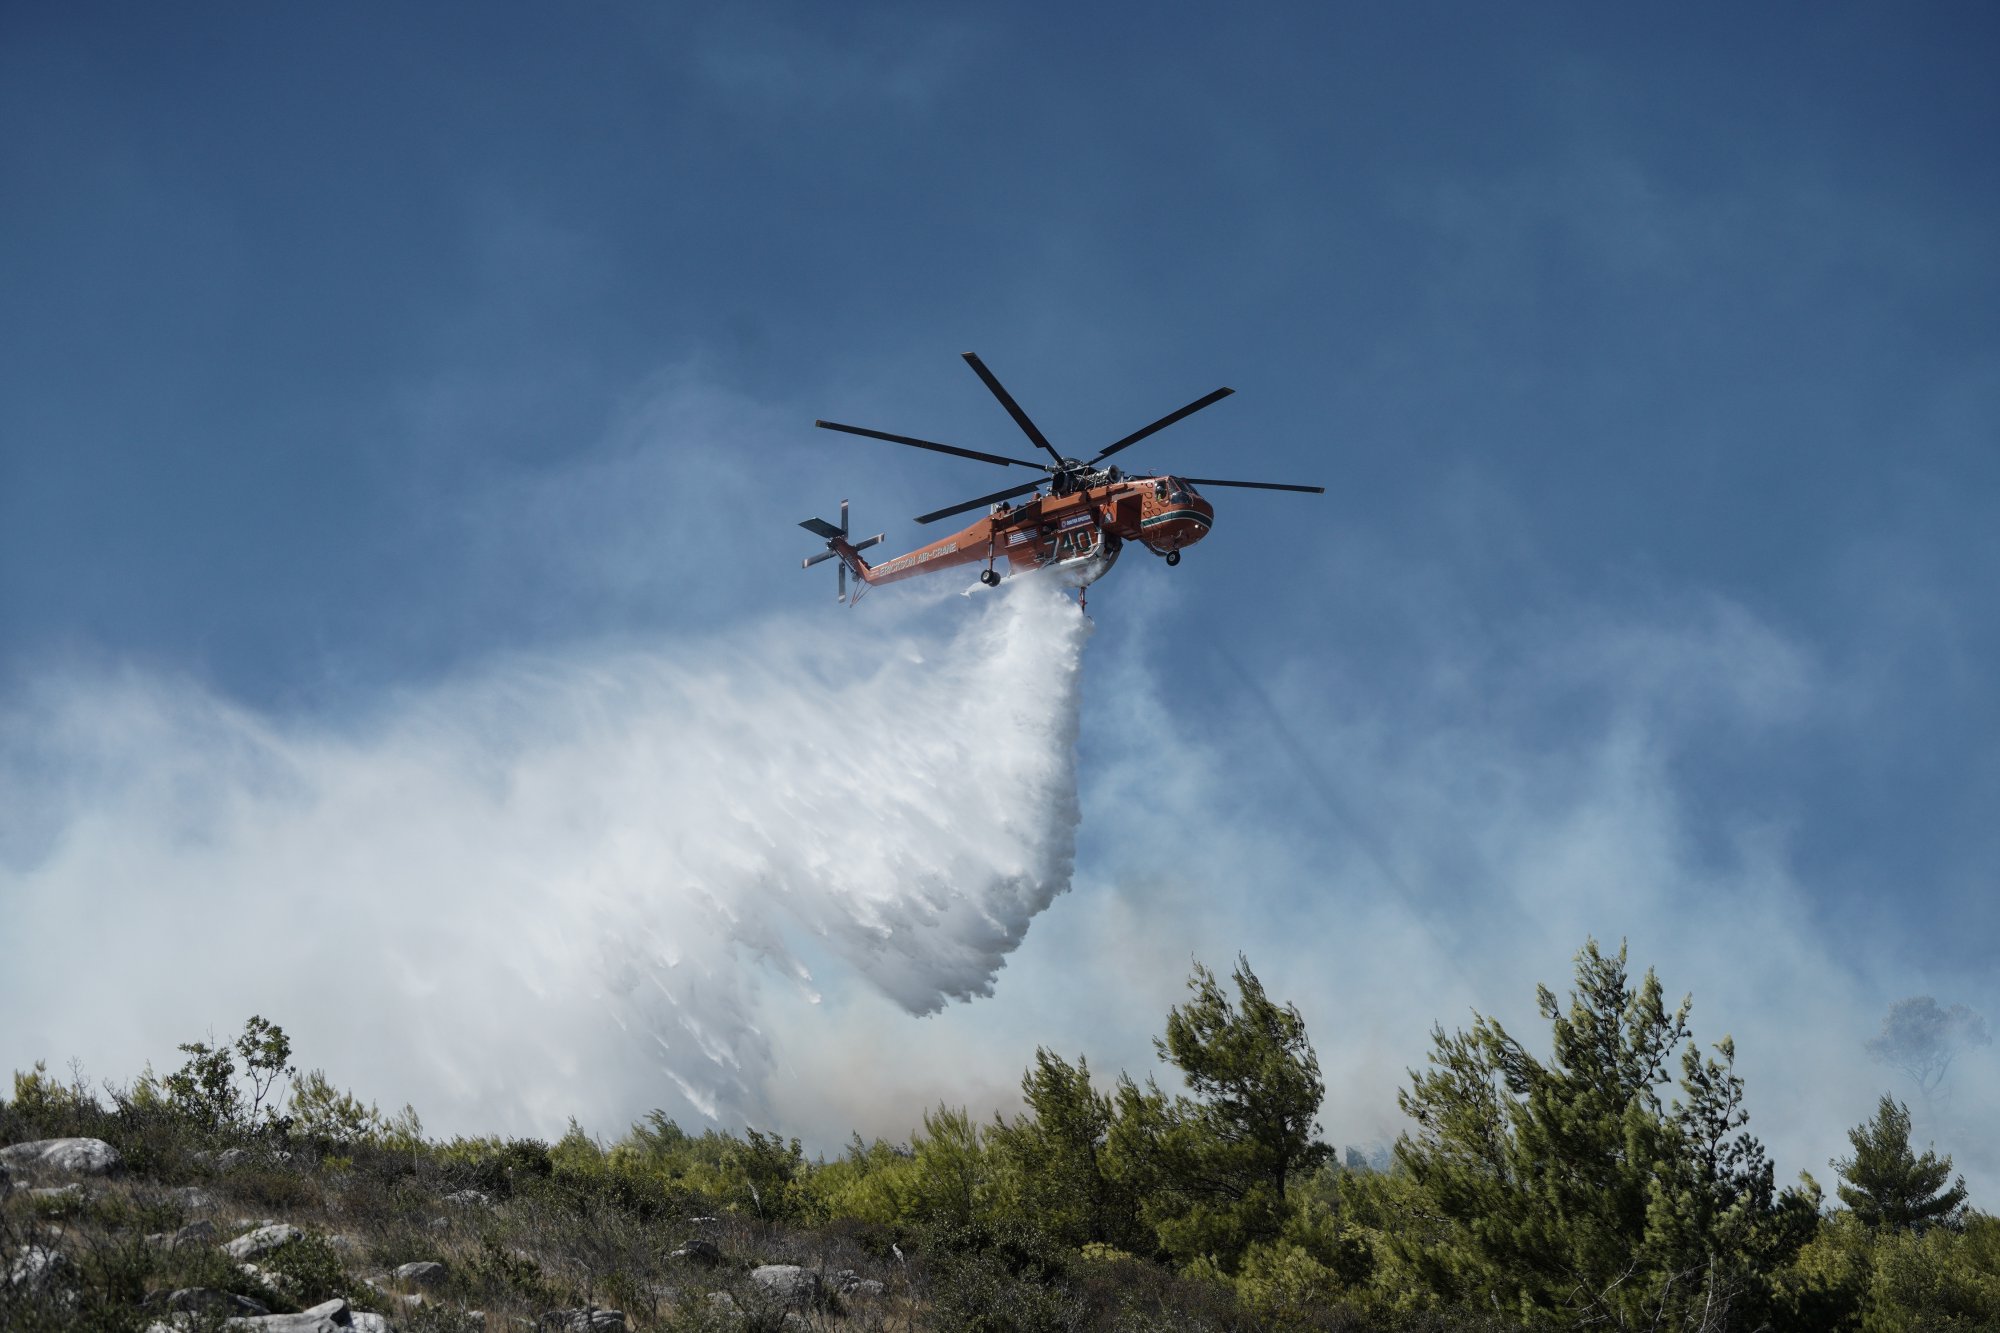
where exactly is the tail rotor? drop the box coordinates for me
[799,500,883,603]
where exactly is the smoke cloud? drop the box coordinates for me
[0,579,1089,1136]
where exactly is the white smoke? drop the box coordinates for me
[0,578,1090,1136]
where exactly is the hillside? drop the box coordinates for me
[4,942,1994,1332]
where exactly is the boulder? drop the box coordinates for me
[174,1185,216,1211]
[443,1188,491,1206]
[832,1270,886,1298]
[6,1244,72,1291]
[393,1260,446,1288]
[748,1264,821,1306]
[224,1222,303,1260]
[542,1310,625,1330]
[668,1237,721,1266]
[175,1219,219,1246]
[221,1296,383,1331]
[28,1182,90,1205]
[0,1136,124,1176]
[168,1287,270,1316]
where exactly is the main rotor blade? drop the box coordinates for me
[1091,387,1234,464]
[815,419,1049,470]
[962,353,1063,464]
[914,480,1043,526]
[1181,477,1326,494]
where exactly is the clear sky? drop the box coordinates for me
[4,4,1997,1187]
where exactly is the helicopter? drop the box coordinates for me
[801,353,1323,603]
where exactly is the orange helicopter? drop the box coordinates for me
[801,353,1323,603]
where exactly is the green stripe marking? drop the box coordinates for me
[1140,509,1212,529]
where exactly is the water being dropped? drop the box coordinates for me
[0,579,1092,1133]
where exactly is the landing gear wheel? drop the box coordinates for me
[980,569,1001,586]
[1165,550,1181,567]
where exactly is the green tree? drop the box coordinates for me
[1834,1095,1969,1232]
[1106,956,1330,1272]
[989,1049,1143,1251]
[907,1105,993,1231]
[138,1016,296,1134]
[732,1126,809,1221]
[1376,938,1816,1328]
[287,1069,386,1145]
[234,1015,294,1127]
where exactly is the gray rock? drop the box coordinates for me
[216,1147,252,1171]
[28,1182,90,1204]
[225,1222,304,1260]
[350,1315,394,1333]
[169,1287,271,1316]
[748,1264,821,1306]
[832,1270,886,1298]
[176,1219,219,1246]
[175,1185,216,1211]
[221,1297,358,1330]
[669,1237,721,1265]
[542,1310,624,1330]
[6,1244,72,1291]
[0,1136,124,1176]
[708,1292,737,1312]
[239,1261,282,1288]
[443,1188,491,1206]
[394,1260,446,1288]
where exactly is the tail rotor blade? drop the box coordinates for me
[803,548,838,568]
[840,499,849,537]
[838,563,847,602]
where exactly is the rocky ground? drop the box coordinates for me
[1,1136,910,1331]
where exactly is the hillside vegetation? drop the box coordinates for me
[4,940,1995,1331]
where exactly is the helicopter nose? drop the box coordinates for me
[1141,492,1214,554]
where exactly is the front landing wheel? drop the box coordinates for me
[980,569,1001,586]
[1164,550,1181,567]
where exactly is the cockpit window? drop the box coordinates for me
[1166,476,1189,504]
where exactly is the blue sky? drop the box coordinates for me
[4,5,1997,1182]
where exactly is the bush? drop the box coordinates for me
[261,1232,354,1308]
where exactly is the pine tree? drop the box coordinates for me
[1104,956,1331,1271]
[1376,938,1818,1328]
[988,1049,1144,1250]
[1833,1095,1968,1232]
